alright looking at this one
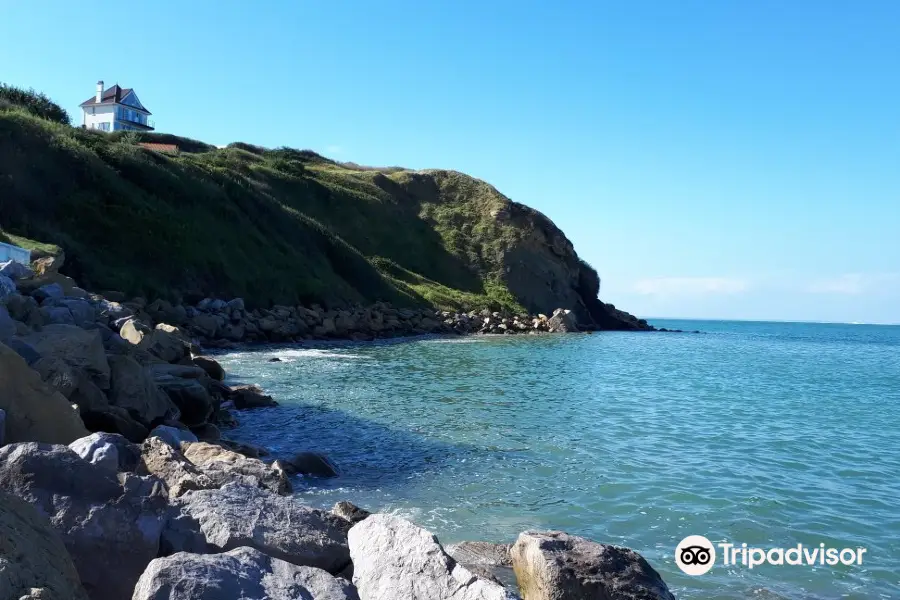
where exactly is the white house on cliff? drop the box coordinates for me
[80,81,154,132]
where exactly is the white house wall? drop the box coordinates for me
[82,104,116,131]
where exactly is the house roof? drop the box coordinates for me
[138,143,178,154]
[80,84,152,114]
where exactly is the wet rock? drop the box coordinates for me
[191,355,225,381]
[332,501,371,527]
[0,489,90,600]
[283,451,339,478]
[163,483,349,573]
[349,514,517,600]
[0,274,15,302]
[190,422,221,442]
[68,432,141,473]
[0,443,168,600]
[231,384,278,409]
[0,342,89,444]
[510,531,674,600]
[446,541,516,589]
[132,547,359,600]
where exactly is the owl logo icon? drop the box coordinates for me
[675,535,716,575]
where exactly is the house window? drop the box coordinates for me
[98,122,110,131]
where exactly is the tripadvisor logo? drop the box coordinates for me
[674,535,868,575]
[675,535,716,575]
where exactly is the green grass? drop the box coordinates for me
[0,89,612,320]
[0,106,549,312]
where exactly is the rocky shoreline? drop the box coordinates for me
[1,256,677,599]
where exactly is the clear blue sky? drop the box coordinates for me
[2,1,898,323]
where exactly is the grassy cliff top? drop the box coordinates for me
[0,88,627,326]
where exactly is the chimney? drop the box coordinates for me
[96,80,104,103]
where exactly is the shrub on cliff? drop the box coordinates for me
[0,83,70,124]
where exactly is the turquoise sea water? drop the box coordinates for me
[216,320,900,599]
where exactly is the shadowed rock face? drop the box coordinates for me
[0,442,169,600]
[0,489,90,600]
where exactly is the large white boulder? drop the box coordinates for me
[68,432,141,473]
[348,514,518,600]
[132,547,359,600]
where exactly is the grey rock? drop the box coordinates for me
[0,489,90,600]
[149,425,198,448]
[0,275,16,304]
[510,531,675,600]
[32,283,64,302]
[0,259,34,280]
[0,274,15,303]
[163,483,349,573]
[132,547,360,600]
[142,324,191,364]
[42,305,75,325]
[231,384,278,409]
[119,318,152,344]
[283,451,339,477]
[332,501,371,525]
[148,363,207,380]
[547,309,579,333]
[180,441,291,495]
[69,432,141,473]
[141,437,289,499]
[191,355,225,381]
[4,338,41,366]
[23,325,111,389]
[446,542,516,589]
[0,343,88,445]
[107,355,178,424]
[0,305,15,343]
[156,378,213,426]
[80,406,150,443]
[190,422,221,442]
[0,442,168,600]
[31,356,81,398]
[58,298,97,327]
[225,297,245,312]
[348,514,518,600]
[138,436,215,498]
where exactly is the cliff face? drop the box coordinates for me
[0,107,648,329]
[395,171,648,329]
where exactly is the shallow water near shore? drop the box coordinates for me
[216,320,900,599]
